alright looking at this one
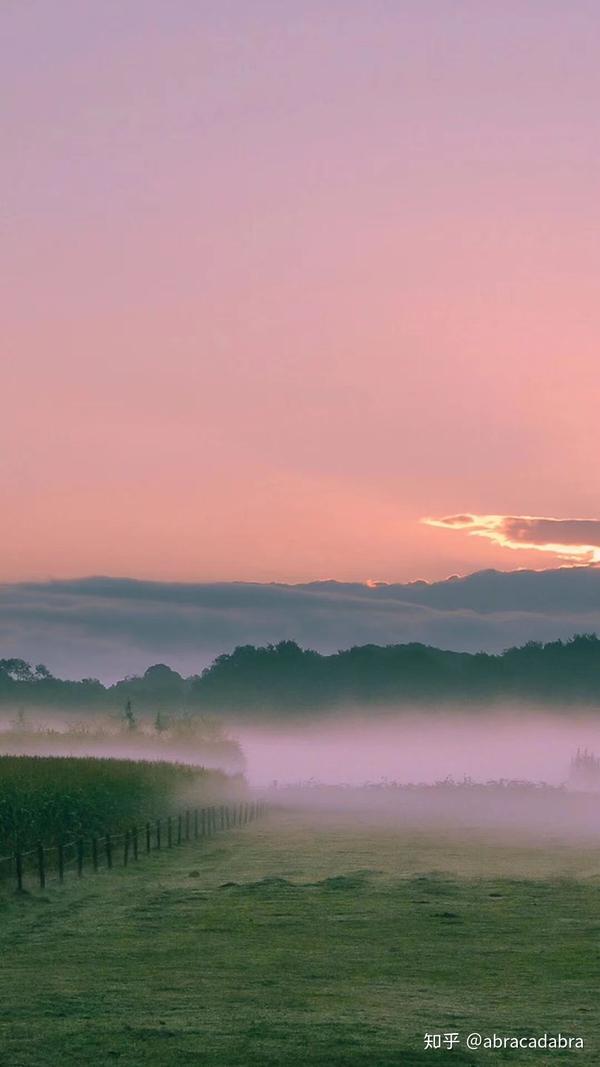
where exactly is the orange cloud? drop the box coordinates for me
[422,514,600,565]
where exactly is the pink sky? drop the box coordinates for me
[4,2,600,583]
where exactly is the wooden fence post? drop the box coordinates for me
[37,843,46,889]
[7,800,247,897]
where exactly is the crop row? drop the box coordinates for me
[0,754,238,852]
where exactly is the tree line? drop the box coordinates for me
[2,633,600,715]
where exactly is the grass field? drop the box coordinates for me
[1,808,598,1066]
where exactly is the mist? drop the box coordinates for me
[235,708,600,787]
[231,708,600,840]
[6,705,600,788]
[0,711,246,776]
[6,704,600,838]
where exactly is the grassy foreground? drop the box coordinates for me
[0,809,598,1066]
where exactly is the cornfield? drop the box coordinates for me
[0,754,232,852]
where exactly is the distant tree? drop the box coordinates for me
[154,710,168,733]
[123,699,137,731]
[2,633,600,716]
[111,663,185,712]
[0,659,35,682]
[11,707,27,729]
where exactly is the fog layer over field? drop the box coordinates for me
[5,708,599,789]
[4,708,600,837]
[236,709,600,787]
[0,713,246,775]
[235,710,600,840]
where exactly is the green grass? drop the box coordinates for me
[0,754,232,853]
[0,809,598,1066]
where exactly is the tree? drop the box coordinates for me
[154,710,168,733]
[123,699,137,731]
[12,707,27,729]
[0,659,35,682]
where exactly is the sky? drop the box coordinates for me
[4,569,600,681]
[3,1,600,585]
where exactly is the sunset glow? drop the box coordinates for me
[3,3,600,584]
[423,515,600,565]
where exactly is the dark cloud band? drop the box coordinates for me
[2,569,600,681]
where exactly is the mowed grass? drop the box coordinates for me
[1,809,599,1066]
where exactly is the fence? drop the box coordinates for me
[0,799,267,893]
